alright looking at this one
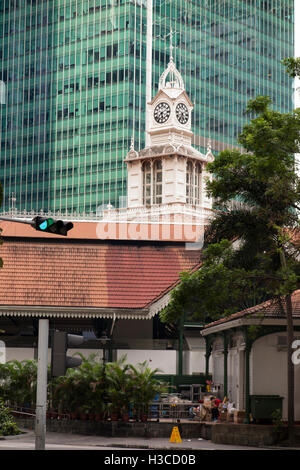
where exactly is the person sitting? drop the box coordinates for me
[189,407,197,420]
[211,397,220,422]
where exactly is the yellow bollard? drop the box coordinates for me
[169,426,182,443]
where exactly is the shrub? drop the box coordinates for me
[0,400,21,436]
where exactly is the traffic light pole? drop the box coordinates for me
[35,319,49,451]
[0,215,74,236]
[0,215,33,224]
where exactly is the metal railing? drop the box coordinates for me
[148,402,201,421]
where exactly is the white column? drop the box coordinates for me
[0,340,5,364]
[35,319,49,451]
[238,349,245,410]
[145,0,153,147]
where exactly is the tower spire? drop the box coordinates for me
[169,28,174,62]
[158,29,184,91]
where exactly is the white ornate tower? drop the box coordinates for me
[125,50,214,216]
[147,54,193,147]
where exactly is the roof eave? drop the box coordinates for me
[0,305,151,320]
[201,316,300,336]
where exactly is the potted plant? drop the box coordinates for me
[129,361,168,422]
[94,401,106,422]
[107,402,119,421]
[0,359,37,410]
[105,356,132,421]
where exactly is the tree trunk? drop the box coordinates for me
[286,293,294,433]
[280,250,294,438]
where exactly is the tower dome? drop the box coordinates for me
[158,56,185,91]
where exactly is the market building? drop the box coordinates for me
[201,290,300,422]
[0,219,206,377]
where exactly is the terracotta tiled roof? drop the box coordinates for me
[0,237,201,312]
[204,289,300,330]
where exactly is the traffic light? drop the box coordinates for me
[31,216,74,236]
[51,331,84,377]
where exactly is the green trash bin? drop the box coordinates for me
[250,395,283,423]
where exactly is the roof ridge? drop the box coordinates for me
[204,289,300,329]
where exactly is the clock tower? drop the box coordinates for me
[147,53,194,148]
[124,51,214,216]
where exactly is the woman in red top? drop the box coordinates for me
[211,397,221,421]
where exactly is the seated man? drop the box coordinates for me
[189,407,197,420]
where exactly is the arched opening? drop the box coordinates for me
[153,160,162,204]
[186,161,194,204]
[142,159,163,206]
[142,161,151,206]
[195,162,202,205]
[186,160,202,205]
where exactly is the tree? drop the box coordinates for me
[160,96,300,431]
[160,239,272,324]
[0,182,3,271]
[205,96,300,430]
[282,57,300,78]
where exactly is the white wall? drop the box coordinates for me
[251,333,300,421]
[4,347,102,364]
[184,351,206,375]
[1,345,176,374]
[5,348,35,362]
[116,349,177,374]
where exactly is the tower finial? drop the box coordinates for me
[170,28,174,62]
[130,136,134,151]
[158,28,184,91]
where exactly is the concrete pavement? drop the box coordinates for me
[0,429,271,450]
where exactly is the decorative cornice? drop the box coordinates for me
[0,305,151,320]
[125,143,209,163]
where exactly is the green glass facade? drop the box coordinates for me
[0,0,294,215]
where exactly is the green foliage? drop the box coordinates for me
[0,400,20,436]
[0,355,169,420]
[105,356,132,414]
[206,98,300,221]
[0,359,37,407]
[281,57,300,78]
[160,95,300,325]
[160,240,274,324]
[128,360,168,417]
[271,408,283,432]
[48,354,169,418]
[49,353,106,414]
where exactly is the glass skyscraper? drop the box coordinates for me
[0,0,294,216]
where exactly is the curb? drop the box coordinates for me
[94,443,195,450]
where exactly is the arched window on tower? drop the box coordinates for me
[143,161,151,206]
[194,162,202,205]
[153,159,162,204]
[186,160,202,205]
[142,159,163,206]
[186,161,194,204]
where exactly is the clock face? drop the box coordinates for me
[154,102,171,124]
[176,103,189,124]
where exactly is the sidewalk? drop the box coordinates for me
[0,429,272,450]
